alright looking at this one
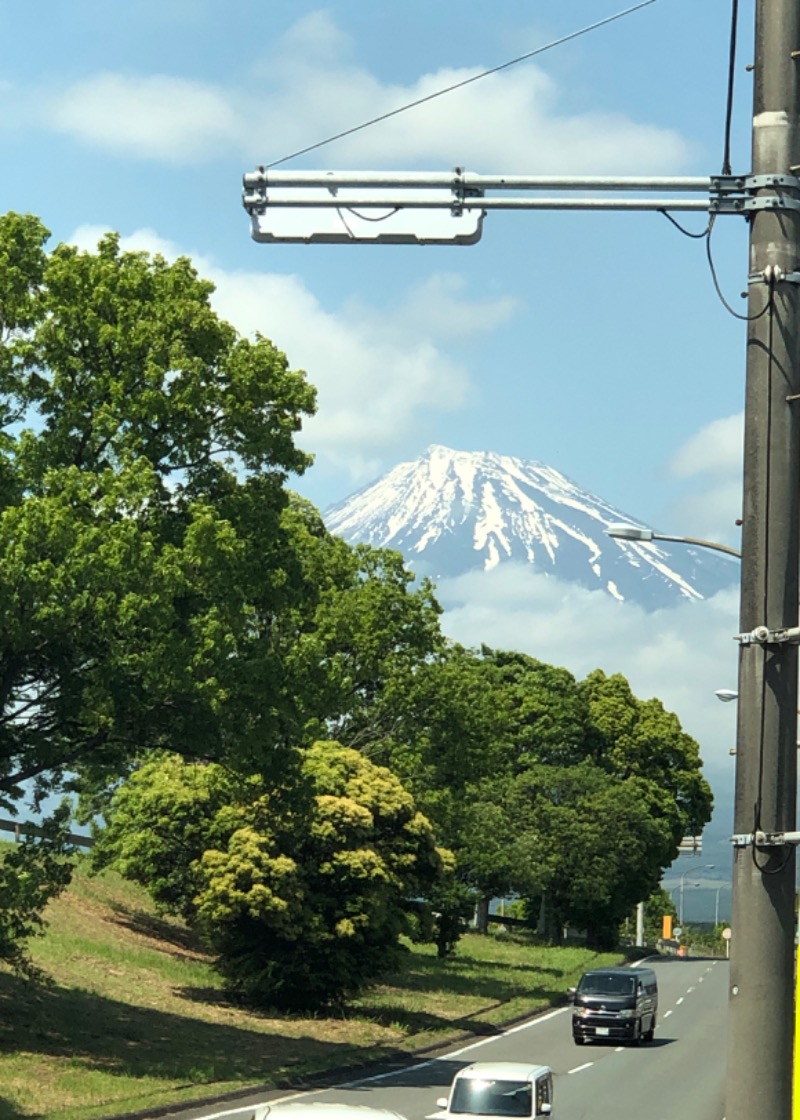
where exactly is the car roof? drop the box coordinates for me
[455,1061,551,1082]
[259,1105,408,1120]
[582,966,654,975]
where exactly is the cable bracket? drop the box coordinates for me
[710,173,800,214]
[748,267,800,286]
[732,830,800,848]
[735,625,800,645]
[450,166,484,216]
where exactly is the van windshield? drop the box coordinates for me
[577,973,636,996]
[449,1079,532,1117]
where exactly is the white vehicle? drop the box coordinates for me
[257,1106,408,1120]
[435,1061,553,1119]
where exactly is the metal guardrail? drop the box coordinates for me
[0,817,93,848]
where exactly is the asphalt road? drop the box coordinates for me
[180,957,727,1120]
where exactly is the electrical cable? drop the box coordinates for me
[721,0,740,176]
[705,215,772,322]
[342,207,401,221]
[657,210,709,239]
[263,0,659,169]
[335,205,402,237]
[660,0,753,318]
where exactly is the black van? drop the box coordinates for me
[571,966,658,1046]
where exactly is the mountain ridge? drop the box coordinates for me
[324,444,739,612]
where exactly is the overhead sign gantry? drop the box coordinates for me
[241,167,795,245]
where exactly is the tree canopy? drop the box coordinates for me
[93,743,450,1008]
[363,646,713,946]
[0,212,317,808]
[0,210,715,981]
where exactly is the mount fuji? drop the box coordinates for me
[323,445,739,612]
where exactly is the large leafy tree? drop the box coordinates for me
[92,743,449,1009]
[0,212,317,810]
[270,497,444,755]
[0,211,317,972]
[580,670,713,839]
[376,647,713,944]
[507,763,684,947]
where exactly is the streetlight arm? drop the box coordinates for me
[605,523,742,558]
[654,533,742,559]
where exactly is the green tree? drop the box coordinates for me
[580,670,713,843]
[89,753,246,919]
[272,498,445,754]
[93,743,449,1009]
[197,741,448,1008]
[367,646,713,948]
[0,213,316,812]
[479,647,588,769]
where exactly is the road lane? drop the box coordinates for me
[184,957,727,1120]
[555,958,727,1120]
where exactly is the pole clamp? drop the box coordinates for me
[732,830,800,848]
[735,625,800,645]
[710,173,800,214]
[450,166,484,216]
[748,266,800,286]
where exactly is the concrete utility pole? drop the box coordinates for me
[729,2,800,1118]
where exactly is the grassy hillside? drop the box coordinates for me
[0,857,620,1120]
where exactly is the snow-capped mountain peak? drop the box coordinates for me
[324,445,738,611]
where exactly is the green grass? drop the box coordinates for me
[0,860,621,1120]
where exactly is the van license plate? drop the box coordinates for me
[596,1028,609,1036]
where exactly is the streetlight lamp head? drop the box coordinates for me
[716,689,740,703]
[606,523,655,542]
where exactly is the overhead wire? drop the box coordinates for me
[660,0,765,320]
[721,0,740,177]
[263,0,659,170]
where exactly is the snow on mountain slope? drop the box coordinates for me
[324,445,739,611]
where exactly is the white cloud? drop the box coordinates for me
[436,563,740,773]
[67,224,513,483]
[670,413,744,479]
[306,68,691,173]
[207,268,517,479]
[664,413,743,544]
[273,10,354,65]
[51,73,244,163]
[42,14,692,172]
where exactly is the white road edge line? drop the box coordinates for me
[343,1006,571,1086]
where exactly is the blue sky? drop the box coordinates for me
[2,0,752,867]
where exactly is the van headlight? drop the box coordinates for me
[616,1009,635,1019]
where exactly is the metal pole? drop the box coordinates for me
[728,2,800,1117]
